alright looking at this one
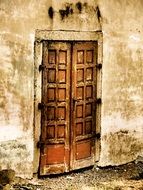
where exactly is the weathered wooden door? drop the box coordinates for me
[39,41,98,175]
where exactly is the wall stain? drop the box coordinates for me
[0,140,32,177]
[103,131,143,164]
[48,7,54,19]
[95,6,102,21]
[59,4,73,20]
[0,33,33,131]
[76,2,82,13]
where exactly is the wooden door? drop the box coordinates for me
[70,42,97,170]
[39,41,98,175]
[39,42,71,175]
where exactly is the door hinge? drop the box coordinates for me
[38,102,45,110]
[96,98,102,104]
[96,63,102,69]
[39,64,46,72]
[96,133,101,139]
[37,141,45,148]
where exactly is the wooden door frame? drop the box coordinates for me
[34,30,103,174]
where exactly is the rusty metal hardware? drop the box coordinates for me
[38,102,45,110]
[96,133,101,139]
[37,141,45,148]
[39,64,46,71]
[96,63,102,69]
[96,98,102,104]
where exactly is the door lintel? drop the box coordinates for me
[35,30,102,42]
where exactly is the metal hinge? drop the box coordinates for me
[96,133,101,139]
[96,63,102,69]
[38,102,45,110]
[37,141,45,148]
[39,64,46,72]
[96,98,102,104]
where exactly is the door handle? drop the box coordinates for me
[73,98,77,110]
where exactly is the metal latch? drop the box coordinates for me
[73,98,77,110]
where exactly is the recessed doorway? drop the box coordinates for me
[34,31,102,176]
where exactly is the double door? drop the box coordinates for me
[39,41,98,175]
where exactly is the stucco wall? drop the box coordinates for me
[0,0,143,178]
[99,0,143,166]
[0,0,52,178]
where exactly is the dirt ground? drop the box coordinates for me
[12,162,143,190]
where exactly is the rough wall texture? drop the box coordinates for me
[0,0,143,178]
[99,0,143,166]
[0,0,52,178]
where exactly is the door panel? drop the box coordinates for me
[40,42,71,175]
[39,41,98,175]
[71,42,97,170]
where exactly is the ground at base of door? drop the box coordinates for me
[12,162,143,190]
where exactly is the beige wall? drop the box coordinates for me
[0,0,143,178]
[99,0,143,166]
[0,0,52,178]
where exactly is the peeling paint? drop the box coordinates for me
[129,34,140,42]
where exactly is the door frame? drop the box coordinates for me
[34,30,103,174]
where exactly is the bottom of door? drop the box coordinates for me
[40,165,95,176]
[39,143,70,175]
[39,138,96,176]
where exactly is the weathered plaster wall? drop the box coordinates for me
[0,0,100,178]
[0,0,52,178]
[0,0,143,178]
[98,0,143,166]
[51,0,100,31]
